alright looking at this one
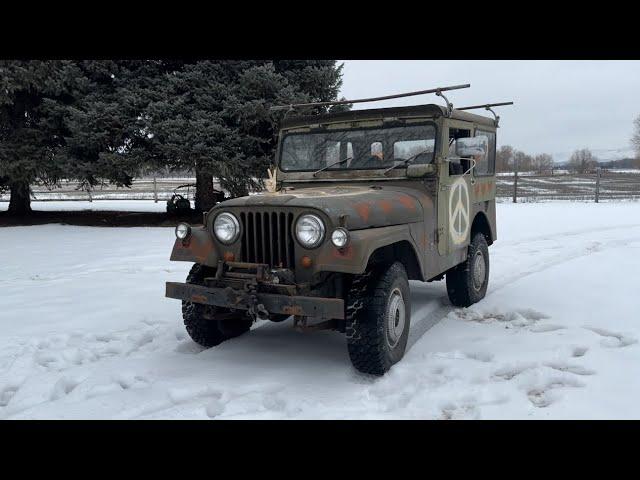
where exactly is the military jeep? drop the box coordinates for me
[165,85,511,375]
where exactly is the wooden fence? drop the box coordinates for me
[2,171,640,203]
[496,170,640,202]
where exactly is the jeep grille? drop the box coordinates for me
[239,211,295,268]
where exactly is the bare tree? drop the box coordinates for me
[533,153,554,174]
[514,150,533,172]
[496,145,514,172]
[632,115,640,169]
[568,148,598,174]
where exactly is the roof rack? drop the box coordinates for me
[457,101,514,126]
[270,84,471,117]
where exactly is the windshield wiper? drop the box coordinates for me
[313,156,353,177]
[383,149,432,175]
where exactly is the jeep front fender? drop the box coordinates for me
[315,224,424,277]
[170,227,219,266]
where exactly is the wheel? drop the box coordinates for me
[446,232,490,307]
[346,262,411,375]
[182,264,252,347]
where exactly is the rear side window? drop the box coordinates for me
[474,129,496,175]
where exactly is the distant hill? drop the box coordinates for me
[598,157,639,169]
[552,147,636,164]
[556,157,638,170]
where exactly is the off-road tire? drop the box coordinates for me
[346,262,411,375]
[182,264,252,347]
[446,232,490,307]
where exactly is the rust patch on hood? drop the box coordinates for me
[397,194,417,211]
[354,202,371,222]
[379,199,393,214]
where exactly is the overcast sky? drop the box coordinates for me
[339,61,640,161]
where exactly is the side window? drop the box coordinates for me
[448,128,471,176]
[393,139,435,164]
[474,130,496,175]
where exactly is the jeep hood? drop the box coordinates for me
[218,185,426,230]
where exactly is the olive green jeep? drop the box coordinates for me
[166,85,511,375]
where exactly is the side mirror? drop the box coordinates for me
[455,137,488,158]
[406,163,436,177]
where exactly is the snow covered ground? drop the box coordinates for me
[1,202,640,419]
[0,200,172,213]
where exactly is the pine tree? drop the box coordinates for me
[1,60,346,214]
[0,60,82,214]
[142,60,346,212]
[0,60,155,214]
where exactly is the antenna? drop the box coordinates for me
[457,101,514,126]
[270,84,471,117]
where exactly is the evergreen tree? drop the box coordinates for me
[143,60,346,211]
[0,60,154,214]
[1,60,346,214]
[0,60,82,214]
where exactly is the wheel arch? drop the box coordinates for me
[471,211,494,246]
[314,224,425,281]
[367,240,424,281]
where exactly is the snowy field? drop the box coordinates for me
[0,200,172,213]
[1,202,640,419]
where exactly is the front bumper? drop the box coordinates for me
[165,282,345,320]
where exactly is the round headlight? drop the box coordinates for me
[175,223,191,240]
[214,212,240,244]
[331,228,349,248]
[295,214,325,248]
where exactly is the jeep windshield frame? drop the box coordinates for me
[278,121,438,177]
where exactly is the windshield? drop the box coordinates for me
[279,123,437,172]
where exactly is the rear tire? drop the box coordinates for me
[346,262,411,375]
[182,264,252,347]
[446,232,490,307]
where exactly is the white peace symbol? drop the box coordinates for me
[449,177,470,245]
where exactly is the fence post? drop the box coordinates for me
[153,176,158,203]
[595,167,601,203]
[513,170,518,203]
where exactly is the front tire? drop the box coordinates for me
[446,232,490,307]
[346,262,411,375]
[182,264,252,347]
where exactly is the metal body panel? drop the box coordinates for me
[170,228,218,265]
[217,184,424,231]
[165,281,345,320]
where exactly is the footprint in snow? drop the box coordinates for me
[526,377,585,408]
[492,362,536,381]
[0,384,21,407]
[545,362,595,376]
[584,327,637,348]
[572,346,589,358]
[454,308,550,329]
[529,324,566,333]
[463,351,494,363]
[50,376,84,401]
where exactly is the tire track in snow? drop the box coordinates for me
[407,227,640,350]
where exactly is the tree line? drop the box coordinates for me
[496,146,555,173]
[497,146,640,174]
[0,60,346,215]
[498,115,640,174]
